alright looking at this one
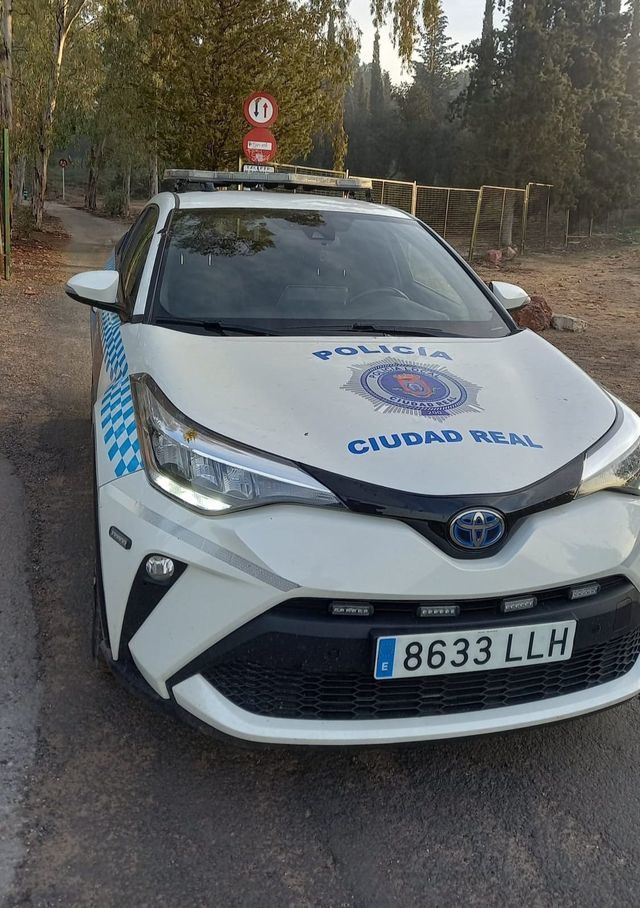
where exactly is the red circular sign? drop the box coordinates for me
[243,92,279,128]
[243,127,277,164]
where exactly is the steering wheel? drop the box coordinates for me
[349,287,411,304]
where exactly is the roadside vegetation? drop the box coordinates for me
[1,1,640,236]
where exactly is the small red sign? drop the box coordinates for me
[243,127,277,164]
[243,92,279,128]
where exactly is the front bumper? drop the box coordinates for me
[97,472,640,745]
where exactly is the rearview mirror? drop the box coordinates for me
[65,270,121,312]
[489,280,530,312]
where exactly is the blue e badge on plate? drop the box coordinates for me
[375,638,397,679]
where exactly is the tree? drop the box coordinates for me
[461,1,585,199]
[371,0,441,64]
[570,1,640,218]
[134,0,355,170]
[342,30,400,176]
[396,6,461,183]
[78,1,150,214]
[27,0,93,227]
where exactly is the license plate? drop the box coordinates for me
[374,620,576,680]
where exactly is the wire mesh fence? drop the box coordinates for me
[415,187,480,257]
[470,187,526,260]
[524,183,553,250]
[566,207,640,242]
[369,179,415,213]
[260,159,640,260]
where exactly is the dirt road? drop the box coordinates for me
[2,206,640,907]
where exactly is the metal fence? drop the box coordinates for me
[415,186,481,257]
[266,163,546,260]
[264,160,640,260]
[359,178,532,260]
[565,207,640,243]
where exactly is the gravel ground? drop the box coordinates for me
[2,208,640,908]
[477,245,640,412]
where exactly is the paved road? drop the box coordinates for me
[3,204,640,907]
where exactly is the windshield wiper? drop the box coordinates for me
[154,317,277,336]
[315,323,462,338]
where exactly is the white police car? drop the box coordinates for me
[66,170,640,745]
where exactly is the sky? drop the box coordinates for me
[350,0,486,84]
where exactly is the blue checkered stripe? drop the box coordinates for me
[99,312,142,478]
[101,310,128,381]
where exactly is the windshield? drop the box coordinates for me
[153,206,510,338]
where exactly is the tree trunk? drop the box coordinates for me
[149,152,158,197]
[12,152,25,206]
[121,159,131,218]
[628,0,640,96]
[500,194,516,247]
[0,0,12,129]
[85,138,105,210]
[33,142,50,229]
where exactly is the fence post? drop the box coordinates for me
[522,184,531,253]
[469,187,484,261]
[443,188,450,239]
[544,188,551,249]
[2,128,10,280]
[564,208,570,248]
[410,181,417,216]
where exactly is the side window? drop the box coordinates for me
[120,206,159,314]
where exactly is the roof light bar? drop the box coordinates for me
[162,169,372,195]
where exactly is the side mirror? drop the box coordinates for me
[489,280,530,312]
[65,270,121,312]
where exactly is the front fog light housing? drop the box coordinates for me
[146,554,175,581]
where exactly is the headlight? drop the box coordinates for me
[577,397,640,498]
[131,375,342,515]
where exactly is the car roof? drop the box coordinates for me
[152,190,412,219]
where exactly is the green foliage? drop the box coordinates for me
[130,0,357,170]
[344,31,401,176]
[395,9,463,183]
[446,0,640,212]
[370,0,441,63]
[103,186,128,216]
[11,0,640,222]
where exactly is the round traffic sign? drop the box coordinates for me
[242,127,277,164]
[59,158,69,169]
[243,92,279,128]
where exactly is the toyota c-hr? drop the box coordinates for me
[65,170,640,745]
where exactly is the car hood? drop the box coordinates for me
[127,327,616,496]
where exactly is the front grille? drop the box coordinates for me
[204,628,640,720]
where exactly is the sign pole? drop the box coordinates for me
[58,158,69,202]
